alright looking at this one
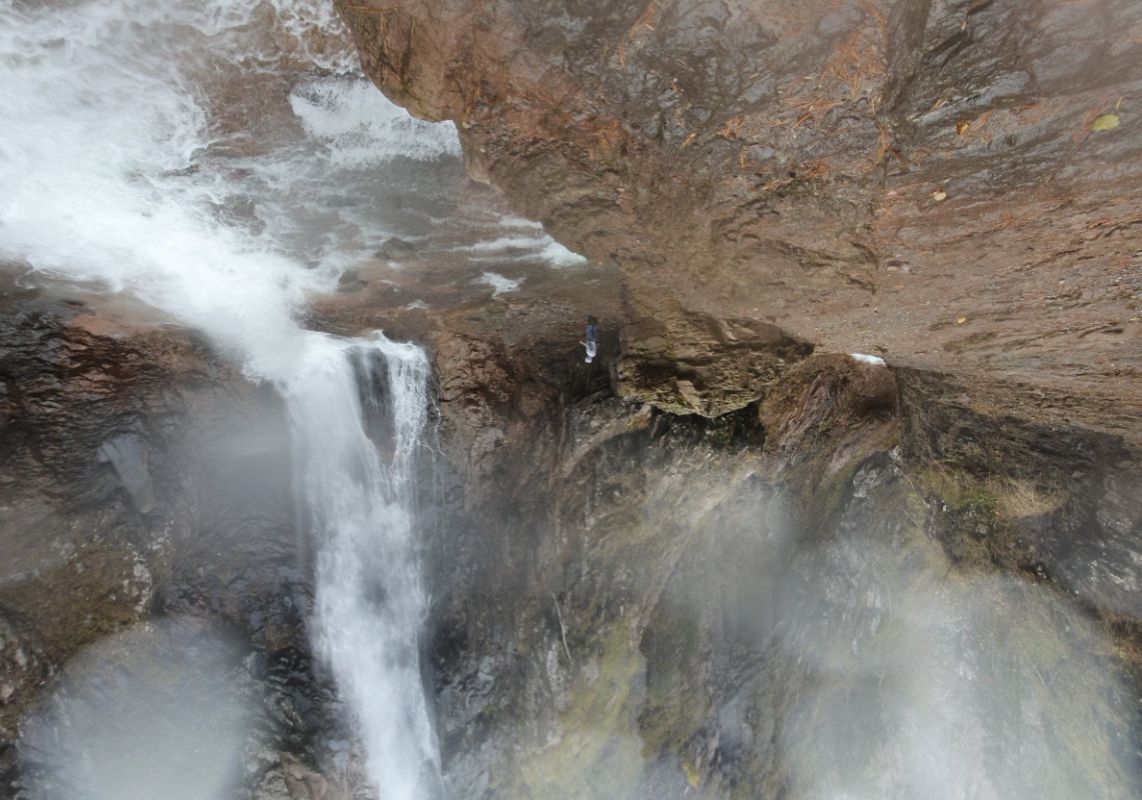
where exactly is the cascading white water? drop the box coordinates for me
[1,1,444,796]
[286,333,439,799]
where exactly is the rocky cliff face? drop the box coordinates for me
[3,264,1137,797]
[0,270,335,798]
[0,271,215,737]
[416,339,1139,798]
[3,263,1140,800]
[337,0,1141,431]
[328,2,1141,795]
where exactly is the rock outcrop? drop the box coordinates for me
[337,0,1141,429]
[0,270,328,797]
[422,341,1139,798]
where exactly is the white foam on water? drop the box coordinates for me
[540,240,589,267]
[459,234,588,268]
[263,0,360,73]
[290,76,462,165]
[479,271,522,295]
[0,0,323,379]
[464,235,552,253]
[498,214,545,230]
[1,1,442,797]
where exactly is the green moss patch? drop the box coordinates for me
[509,626,647,800]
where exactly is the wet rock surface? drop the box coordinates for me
[318,6,1142,781]
[0,269,214,740]
[423,344,1141,798]
[0,268,344,798]
[338,0,1142,428]
[1,264,1138,798]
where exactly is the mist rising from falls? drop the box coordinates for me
[18,618,258,800]
[1,1,443,796]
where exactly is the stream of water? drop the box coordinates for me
[0,1,459,796]
[286,333,439,798]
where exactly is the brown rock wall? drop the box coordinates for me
[338,0,1142,428]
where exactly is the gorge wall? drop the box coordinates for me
[0,273,338,798]
[329,0,1142,795]
[422,342,1140,798]
[3,270,1138,797]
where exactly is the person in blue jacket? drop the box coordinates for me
[581,316,598,363]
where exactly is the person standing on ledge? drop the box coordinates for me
[581,316,599,363]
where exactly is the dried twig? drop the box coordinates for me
[549,590,573,666]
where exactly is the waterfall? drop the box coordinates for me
[1,1,444,796]
[286,333,439,799]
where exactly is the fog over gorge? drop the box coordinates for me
[0,1,1138,799]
